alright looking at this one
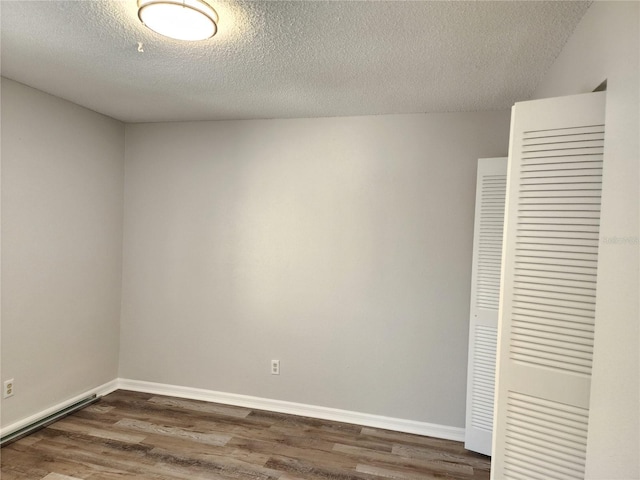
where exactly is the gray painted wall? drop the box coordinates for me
[533,2,640,478]
[119,112,511,428]
[0,79,125,428]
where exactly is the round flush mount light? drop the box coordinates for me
[138,0,218,41]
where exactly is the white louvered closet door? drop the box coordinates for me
[465,157,508,456]
[491,91,606,480]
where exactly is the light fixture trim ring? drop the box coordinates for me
[137,0,218,40]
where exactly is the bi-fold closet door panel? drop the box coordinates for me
[491,91,606,480]
[465,157,507,456]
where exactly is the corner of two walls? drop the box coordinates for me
[0,78,125,429]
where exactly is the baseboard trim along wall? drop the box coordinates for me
[0,379,119,438]
[1,378,465,442]
[118,378,465,442]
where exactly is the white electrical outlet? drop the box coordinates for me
[3,379,15,398]
[271,360,280,375]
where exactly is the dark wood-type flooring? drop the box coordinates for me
[1,390,490,479]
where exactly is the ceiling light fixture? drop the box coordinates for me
[138,0,218,41]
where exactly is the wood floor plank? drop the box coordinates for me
[264,454,379,480]
[227,435,361,471]
[82,404,116,415]
[41,473,84,480]
[148,396,252,419]
[0,447,51,479]
[334,443,475,476]
[115,418,232,447]
[1,390,490,479]
[267,423,393,454]
[356,463,443,479]
[47,416,148,444]
[392,443,490,470]
[149,445,282,480]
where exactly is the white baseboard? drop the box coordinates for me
[1,378,465,442]
[0,379,119,438]
[117,378,465,442]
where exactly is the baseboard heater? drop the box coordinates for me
[0,394,100,447]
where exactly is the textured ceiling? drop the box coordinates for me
[1,0,591,123]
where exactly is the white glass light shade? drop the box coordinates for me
[138,0,218,41]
